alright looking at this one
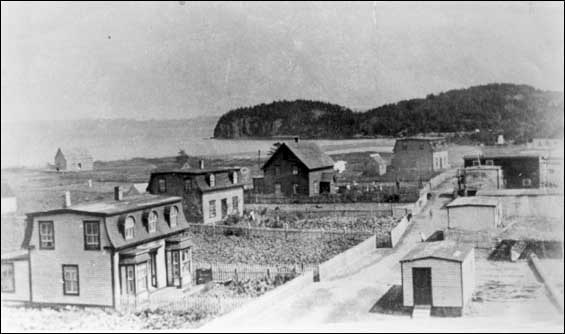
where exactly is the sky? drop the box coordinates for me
[1,1,563,122]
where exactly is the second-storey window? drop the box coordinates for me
[83,221,100,250]
[148,211,157,233]
[232,171,238,184]
[184,178,193,192]
[38,221,54,249]
[158,178,166,193]
[292,165,298,175]
[170,206,179,227]
[209,200,216,218]
[125,216,135,240]
[209,174,216,187]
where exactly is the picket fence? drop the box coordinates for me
[119,293,252,314]
[191,261,318,283]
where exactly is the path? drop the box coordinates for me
[201,176,454,330]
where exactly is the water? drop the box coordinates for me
[1,119,394,168]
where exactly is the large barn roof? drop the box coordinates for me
[401,240,473,263]
[262,141,335,171]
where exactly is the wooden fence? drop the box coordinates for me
[119,294,252,314]
[191,261,318,284]
[187,223,375,241]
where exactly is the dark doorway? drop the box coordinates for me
[221,198,228,218]
[319,182,330,194]
[412,267,432,305]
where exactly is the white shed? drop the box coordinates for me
[401,241,475,316]
[446,196,502,231]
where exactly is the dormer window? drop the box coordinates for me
[232,171,238,184]
[124,216,135,240]
[158,179,166,193]
[166,206,179,227]
[147,211,158,233]
[208,174,215,187]
[292,166,298,175]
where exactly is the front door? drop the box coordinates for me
[319,182,330,194]
[412,267,432,305]
[221,198,228,218]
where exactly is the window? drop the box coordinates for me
[147,211,157,233]
[184,178,193,192]
[209,174,215,187]
[292,165,298,175]
[232,171,238,184]
[1,263,14,293]
[124,216,135,240]
[293,184,299,194]
[275,183,282,194]
[181,249,191,275]
[136,263,147,293]
[209,200,216,218]
[472,160,480,167]
[38,221,54,249]
[169,206,179,227]
[419,144,424,150]
[402,143,407,151]
[275,166,281,176]
[158,178,166,193]
[232,196,239,214]
[149,252,157,288]
[83,221,100,250]
[125,265,135,295]
[62,265,79,295]
[485,160,494,166]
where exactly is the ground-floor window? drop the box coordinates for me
[181,248,191,276]
[1,262,15,293]
[149,252,157,288]
[209,200,216,218]
[62,265,79,296]
[136,262,148,293]
[232,196,239,214]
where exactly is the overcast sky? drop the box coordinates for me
[1,1,563,122]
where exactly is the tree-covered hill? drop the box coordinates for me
[213,84,564,142]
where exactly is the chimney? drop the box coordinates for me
[114,186,123,201]
[63,191,71,208]
[294,137,299,143]
[199,159,205,169]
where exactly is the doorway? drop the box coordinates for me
[412,267,432,305]
[319,182,330,194]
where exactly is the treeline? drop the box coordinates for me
[213,83,564,142]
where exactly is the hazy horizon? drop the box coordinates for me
[2,1,564,122]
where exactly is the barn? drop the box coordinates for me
[446,196,502,231]
[54,147,94,172]
[401,240,475,317]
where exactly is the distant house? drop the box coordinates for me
[368,153,387,176]
[1,187,192,308]
[463,153,543,189]
[260,140,336,197]
[457,165,503,196]
[54,148,94,171]
[126,183,148,196]
[401,241,475,317]
[1,182,17,215]
[446,196,502,231]
[147,161,244,224]
[390,137,449,181]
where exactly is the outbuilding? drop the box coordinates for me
[54,147,94,172]
[446,196,502,231]
[400,240,475,317]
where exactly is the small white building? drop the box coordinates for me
[369,153,387,176]
[401,241,475,316]
[446,196,502,231]
[1,182,17,215]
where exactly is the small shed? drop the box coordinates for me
[54,147,94,171]
[401,241,475,316]
[368,153,387,176]
[1,182,17,215]
[446,196,502,231]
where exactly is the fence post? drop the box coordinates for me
[234,268,238,282]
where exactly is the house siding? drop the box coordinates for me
[402,258,462,307]
[461,249,475,306]
[262,146,311,196]
[1,259,30,302]
[202,187,244,224]
[447,205,500,231]
[28,213,113,306]
[391,139,448,181]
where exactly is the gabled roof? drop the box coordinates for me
[1,182,15,198]
[126,183,148,195]
[401,240,473,263]
[446,196,500,208]
[26,194,182,218]
[369,153,386,165]
[56,147,93,161]
[262,142,335,171]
